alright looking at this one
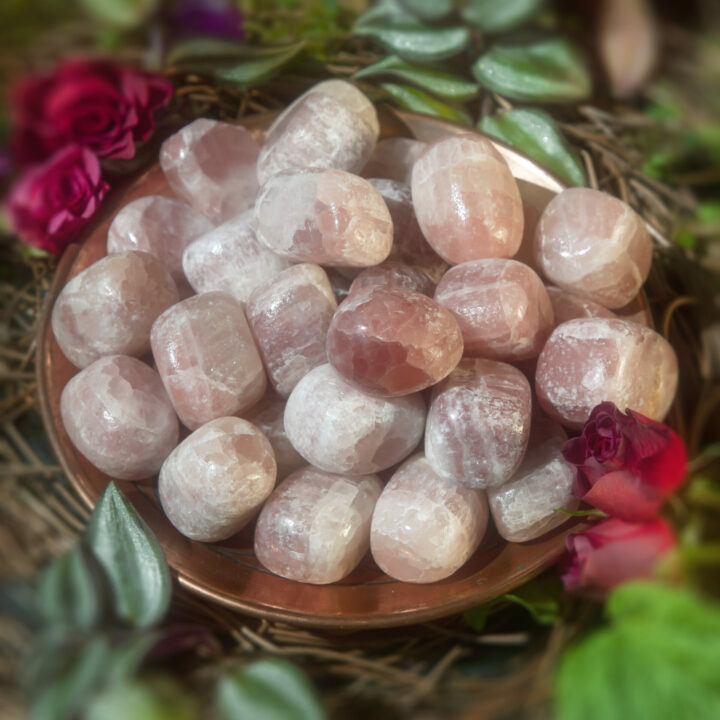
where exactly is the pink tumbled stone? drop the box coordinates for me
[434,258,554,361]
[182,211,291,303]
[52,251,179,368]
[411,135,524,264]
[159,118,260,222]
[284,364,426,475]
[246,264,337,397]
[348,261,435,297]
[257,80,379,185]
[60,355,178,480]
[536,318,679,429]
[255,467,382,584]
[159,417,276,542]
[488,413,577,542]
[327,285,464,396]
[534,188,652,308]
[107,195,213,295]
[363,138,426,185]
[150,292,266,430]
[255,169,393,267]
[425,359,532,489]
[370,454,488,583]
[546,285,616,325]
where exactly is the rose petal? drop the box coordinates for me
[582,468,662,521]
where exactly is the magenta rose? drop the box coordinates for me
[12,59,172,165]
[8,145,109,254]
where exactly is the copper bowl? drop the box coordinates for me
[35,110,629,629]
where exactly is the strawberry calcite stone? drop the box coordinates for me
[284,364,426,475]
[254,467,382,584]
[107,195,213,296]
[52,251,179,368]
[536,318,679,429]
[434,258,554,361]
[60,355,178,480]
[348,261,435,297]
[254,168,393,267]
[370,454,488,583]
[256,80,379,185]
[363,138,426,185]
[534,188,652,308]
[159,417,276,542]
[182,211,291,303]
[159,118,260,222]
[150,292,266,430]
[246,264,337,397]
[411,135,524,264]
[546,285,616,325]
[327,285,464,396]
[425,359,532,489]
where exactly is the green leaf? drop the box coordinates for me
[215,42,306,87]
[87,483,171,629]
[354,24,471,62]
[400,0,454,22]
[217,659,325,720]
[355,56,478,100]
[462,0,543,33]
[480,109,585,186]
[553,507,607,518]
[463,603,496,632]
[503,575,562,625]
[473,39,592,102]
[168,38,257,66]
[104,633,158,686]
[354,0,416,27]
[78,0,158,27]
[86,679,197,720]
[381,82,472,125]
[555,583,720,720]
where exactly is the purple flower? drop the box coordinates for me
[172,0,244,40]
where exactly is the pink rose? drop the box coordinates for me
[8,145,109,254]
[563,402,687,521]
[562,517,675,594]
[12,59,172,165]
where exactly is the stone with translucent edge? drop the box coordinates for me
[254,466,382,584]
[546,285,616,325]
[257,80,379,185]
[327,285,463,397]
[246,264,337,397]
[348,261,435,297]
[284,364,426,475]
[370,453,488,583]
[159,416,276,542]
[182,210,291,303]
[52,251,179,369]
[254,168,393,267]
[151,292,266,430]
[363,138,426,185]
[536,317,678,429]
[159,118,260,222]
[107,195,213,296]
[534,187,652,309]
[60,355,178,480]
[434,258,554,361]
[411,134,524,264]
[425,359,532,489]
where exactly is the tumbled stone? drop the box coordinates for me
[434,258,554,361]
[159,118,260,222]
[534,187,652,308]
[151,292,266,430]
[411,135,524,264]
[255,467,382,584]
[363,137,426,185]
[370,454,488,583]
[244,394,306,479]
[159,416,276,542]
[257,80,379,185]
[348,261,435,297]
[60,355,178,480]
[488,413,577,542]
[546,285,616,325]
[246,264,337,397]
[52,251,179,368]
[425,359,531,489]
[536,318,678,429]
[107,195,213,296]
[255,169,393,267]
[182,211,291,303]
[284,364,426,475]
[327,285,464,396]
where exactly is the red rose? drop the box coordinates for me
[562,517,675,593]
[8,145,109,254]
[563,402,687,521]
[12,59,172,165]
